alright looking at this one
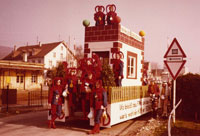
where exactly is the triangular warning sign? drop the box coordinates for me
[164,38,186,58]
[164,60,186,80]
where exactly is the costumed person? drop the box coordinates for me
[92,53,102,80]
[67,69,77,117]
[48,78,65,128]
[88,80,107,134]
[161,83,168,117]
[148,80,160,118]
[94,5,105,26]
[113,53,124,86]
[76,69,83,102]
[106,4,117,25]
[81,72,94,120]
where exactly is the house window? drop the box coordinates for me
[20,75,24,83]
[61,46,63,50]
[53,52,56,58]
[49,61,52,67]
[38,59,41,63]
[16,75,20,83]
[127,51,137,79]
[60,53,63,60]
[32,74,37,83]
[16,74,24,83]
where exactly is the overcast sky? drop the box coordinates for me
[0,0,199,73]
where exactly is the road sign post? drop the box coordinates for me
[163,38,186,123]
[173,79,176,123]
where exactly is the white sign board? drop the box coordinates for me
[90,97,151,127]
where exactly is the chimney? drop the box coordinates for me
[23,52,28,62]
[39,42,42,47]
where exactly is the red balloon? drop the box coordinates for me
[115,16,121,24]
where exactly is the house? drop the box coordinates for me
[84,24,145,86]
[0,60,44,91]
[3,41,77,71]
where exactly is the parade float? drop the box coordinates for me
[83,4,151,127]
[48,4,151,128]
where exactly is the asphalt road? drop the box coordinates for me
[0,111,151,136]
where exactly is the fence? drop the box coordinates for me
[28,90,48,106]
[107,85,149,103]
[0,89,49,108]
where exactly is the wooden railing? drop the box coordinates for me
[107,86,149,104]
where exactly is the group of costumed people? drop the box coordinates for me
[94,4,121,26]
[48,53,123,134]
[148,80,170,118]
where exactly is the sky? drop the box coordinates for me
[0,0,200,73]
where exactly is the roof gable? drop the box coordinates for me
[2,41,77,61]
[3,41,64,60]
[29,42,62,58]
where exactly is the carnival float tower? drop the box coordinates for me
[83,4,145,86]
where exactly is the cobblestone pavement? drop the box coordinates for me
[0,111,156,136]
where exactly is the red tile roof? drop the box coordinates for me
[29,42,62,58]
[3,41,66,60]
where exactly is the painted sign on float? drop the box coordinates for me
[109,97,151,125]
[90,97,152,127]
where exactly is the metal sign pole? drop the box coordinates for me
[173,79,176,123]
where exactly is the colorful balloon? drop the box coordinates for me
[139,30,145,37]
[83,20,90,27]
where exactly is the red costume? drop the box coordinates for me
[48,78,64,128]
[112,51,124,86]
[148,82,160,118]
[80,73,94,119]
[92,53,102,80]
[67,73,77,116]
[94,6,105,26]
[89,80,107,134]
[106,4,117,25]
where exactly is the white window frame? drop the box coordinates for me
[127,51,137,79]
[128,56,136,78]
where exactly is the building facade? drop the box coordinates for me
[0,60,44,91]
[84,24,145,86]
[3,41,77,69]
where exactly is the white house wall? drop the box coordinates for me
[121,42,143,86]
[44,43,67,69]
[87,41,143,86]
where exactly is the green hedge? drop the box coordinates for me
[176,73,200,119]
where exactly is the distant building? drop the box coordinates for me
[143,61,152,84]
[0,60,44,91]
[151,69,164,83]
[3,41,77,70]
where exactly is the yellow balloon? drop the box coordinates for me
[139,31,145,37]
